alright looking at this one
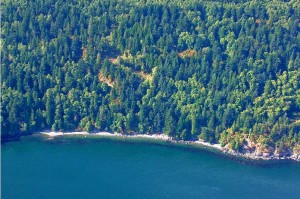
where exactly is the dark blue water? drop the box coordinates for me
[2,136,300,199]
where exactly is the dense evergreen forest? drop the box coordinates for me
[1,0,300,154]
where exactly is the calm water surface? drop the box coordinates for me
[2,136,300,199]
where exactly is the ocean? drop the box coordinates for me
[2,135,300,199]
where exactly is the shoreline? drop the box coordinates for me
[39,131,300,163]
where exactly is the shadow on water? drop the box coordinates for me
[3,133,299,169]
[1,137,21,145]
[28,134,300,168]
[1,132,36,145]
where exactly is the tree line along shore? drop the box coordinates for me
[2,0,300,159]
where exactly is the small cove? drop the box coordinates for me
[2,135,300,199]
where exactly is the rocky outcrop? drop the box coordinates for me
[222,138,300,162]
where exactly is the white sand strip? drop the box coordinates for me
[93,132,123,136]
[195,140,223,150]
[41,131,89,137]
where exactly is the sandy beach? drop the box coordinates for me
[41,131,89,137]
[41,131,170,140]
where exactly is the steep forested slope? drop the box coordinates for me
[1,0,300,155]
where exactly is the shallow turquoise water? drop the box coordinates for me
[2,136,300,199]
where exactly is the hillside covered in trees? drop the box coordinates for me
[1,0,300,156]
